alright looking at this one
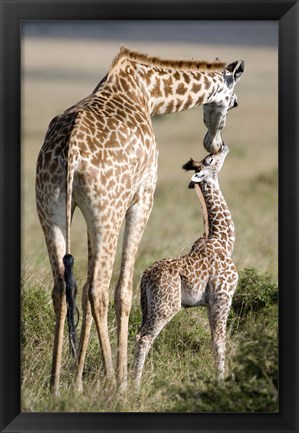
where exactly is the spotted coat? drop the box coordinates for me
[35,47,243,395]
[134,145,238,387]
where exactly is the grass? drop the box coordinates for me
[171,270,279,413]
[21,268,278,412]
[171,332,278,413]
[21,38,278,412]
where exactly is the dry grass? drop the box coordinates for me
[21,37,278,412]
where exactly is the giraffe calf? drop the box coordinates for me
[134,144,238,388]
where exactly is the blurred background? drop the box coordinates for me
[21,21,278,412]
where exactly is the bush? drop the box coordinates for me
[231,267,278,318]
[170,269,278,413]
[170,332,278,413]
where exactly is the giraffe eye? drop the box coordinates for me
[204,156,213,166]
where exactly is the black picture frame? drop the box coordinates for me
[0,1,298,432]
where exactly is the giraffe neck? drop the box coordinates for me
[137,63,223,116]
[199,180,235,255]
[106,59,225,116]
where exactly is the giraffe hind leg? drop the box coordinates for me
[74,280,92,392]
[114,186,155,389]
[37,189,79,395]
[134,311,179,390]
[42,224,68,396]
[74,236,93,392]
[85,224,124,387]
[134,277,181,389]
[134,331,155,390]
[50,275,67,396]
[134,272,149,341]
[73,182,127,388]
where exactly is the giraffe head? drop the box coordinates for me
[203,60,244,154]
[182,143,229,189]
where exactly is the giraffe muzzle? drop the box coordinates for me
[203,131,223,154]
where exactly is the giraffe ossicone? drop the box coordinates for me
[134,143,238,388]
[35,46,243,395]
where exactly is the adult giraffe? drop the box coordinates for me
[35,46,244,395]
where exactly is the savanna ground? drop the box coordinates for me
[21,34,278,412]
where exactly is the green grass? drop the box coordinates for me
[170,270,278,413]
[21,268,278,413]
[170,331,278,413]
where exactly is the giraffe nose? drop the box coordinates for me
[221,143,230,154]
[233,101,238,108]
[203,131,222,154]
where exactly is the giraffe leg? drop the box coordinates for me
[134,274,181,389]
[133,308,180,390]
[37,194,72,396]
[208,290,233,381]
[50,277,67,396]
[36,158,80,394]
[74,236,93,392]
[114,186,155,389]
[134,332,156,390]
[74,176,127,387]
[87,228,122,386]
[134,324,164,390]
[74,281,92,392]
[42,225,68,397]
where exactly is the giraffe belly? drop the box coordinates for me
[181,283,209,308]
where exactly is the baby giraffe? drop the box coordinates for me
[134,143,238,388]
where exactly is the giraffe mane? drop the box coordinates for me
[110,46,227,73]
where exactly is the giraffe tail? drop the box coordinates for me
[63,253,78,358]
[63,121,79,358]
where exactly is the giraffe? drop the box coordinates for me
[134,143,238,388]
[35,46,244,395]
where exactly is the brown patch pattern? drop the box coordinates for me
[134,151,238,388]
[35,46,240,395]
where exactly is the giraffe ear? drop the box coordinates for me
[191,171,205,184]
[182,158,200,171]
[226,60,245,83]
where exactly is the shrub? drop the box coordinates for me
[170,332,278,413]
[232,267,278,318]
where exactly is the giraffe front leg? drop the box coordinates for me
[115,185,155,390]
[208,292,233,381]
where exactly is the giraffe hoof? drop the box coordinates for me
[133,381,141,393]
[73,380,84,394]
[117,380,128,395]
[50,386,60,398]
